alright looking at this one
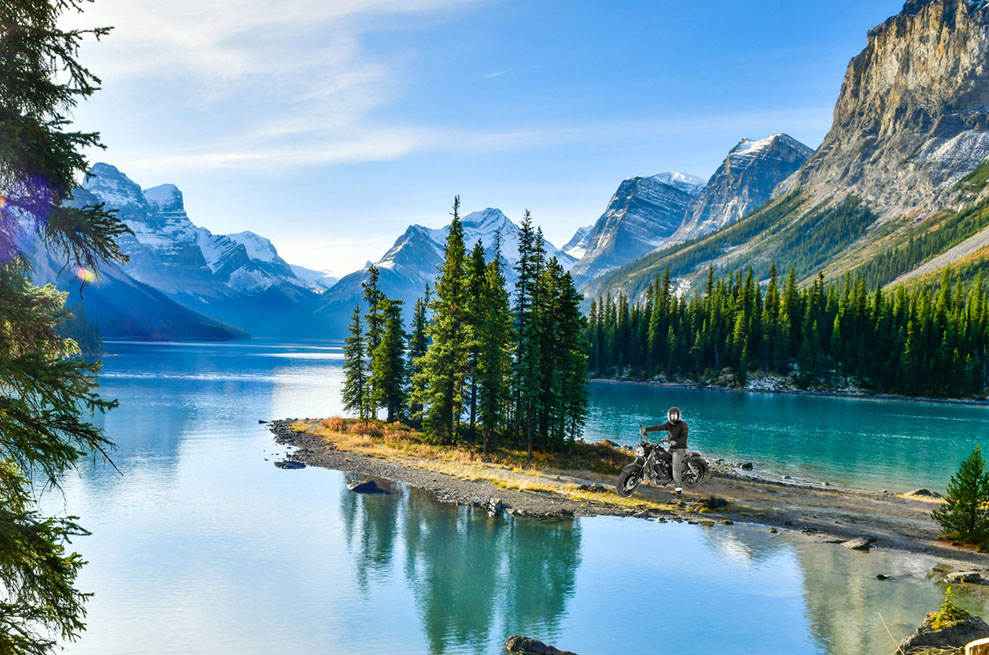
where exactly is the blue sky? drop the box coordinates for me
[68,0,904,275]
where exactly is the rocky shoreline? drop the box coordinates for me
[269,419,989,569]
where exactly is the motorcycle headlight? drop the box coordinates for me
[635,445,645,457]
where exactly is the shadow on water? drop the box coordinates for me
[340,480,582,655]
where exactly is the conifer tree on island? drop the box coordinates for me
[370,297,408,423]
[476,232,513,454]
[932,445,989,546]
[342,306,371,422]
[464,239,487,442]
[406,285,431,428]
[0,2,130,652]
[361,264,384,413]
[414,196,470,444]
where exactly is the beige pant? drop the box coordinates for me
[671,448,685,489]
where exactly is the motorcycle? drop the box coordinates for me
[615,430,709,498]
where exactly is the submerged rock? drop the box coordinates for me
[698,496,729,510]
[274,460,305,470]
[505,635,578,655]
[841,536,875,551]
[347,479,388,494]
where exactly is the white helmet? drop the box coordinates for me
[667,407,681,423]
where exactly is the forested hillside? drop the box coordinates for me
[586,265,989,398]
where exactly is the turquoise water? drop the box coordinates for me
[42,341,988,654]
[588,382,989,493]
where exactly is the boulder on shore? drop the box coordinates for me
[505,635,578,655]
[904,488,943,499]
[598,440,619,448]
[274,460,305,470]
[347,479,388,494]
[947,571,989,586]
[896,612,989,653]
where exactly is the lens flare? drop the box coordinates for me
[75,267,97,283]
[0,195,6,210]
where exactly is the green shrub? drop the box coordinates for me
[932,446,989,546]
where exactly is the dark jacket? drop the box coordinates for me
[645,421,687,450]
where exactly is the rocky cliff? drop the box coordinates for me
[569,172,703,284]
[777,0,989,211]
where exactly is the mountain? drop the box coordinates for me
[314,208,574,336]
[671,133,813,242]
[584,0,989,302]
[80,163,327,337]
[20,234,246,341]
[776,0,989,211]
[569,172,704,284]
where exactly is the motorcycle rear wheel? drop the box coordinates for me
[616,464,643,498]
[682,459,708,489]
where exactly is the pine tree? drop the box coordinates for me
[552,264,589,446]
[418,197,469,444]
[464,240,487,441]
[370,297,407,423]
[342,306,371,421]
[0,3,131,652]
[516,224,547,461]
[477,232,513,454]
[512,210,537,434]
[407,285,430,428]
[932,445,989,544]
[362,264,384,411]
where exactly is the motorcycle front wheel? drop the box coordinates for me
[616,464,643,498]
[682,459,708,489]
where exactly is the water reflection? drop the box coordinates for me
[340,482,582,655]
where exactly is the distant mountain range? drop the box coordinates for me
[312,208,574,335]
[41,0,989,342]
[568,133,814,285]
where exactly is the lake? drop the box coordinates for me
[45,340,988,654]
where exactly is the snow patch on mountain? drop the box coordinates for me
[228,231,279,263]
[288,264,338,290]
[562,225,593,260]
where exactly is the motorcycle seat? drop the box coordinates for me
[686,450,702,459]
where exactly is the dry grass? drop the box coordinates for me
[290,417,675,512]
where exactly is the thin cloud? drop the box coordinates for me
[117,106,832,175]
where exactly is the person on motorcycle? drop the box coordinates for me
[639,407,688,501]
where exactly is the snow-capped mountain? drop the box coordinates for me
[314,208,574,335]
[19,230,246,341]
[671,133,812,242]
[79,163,327,337]
[569,172,704,284]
